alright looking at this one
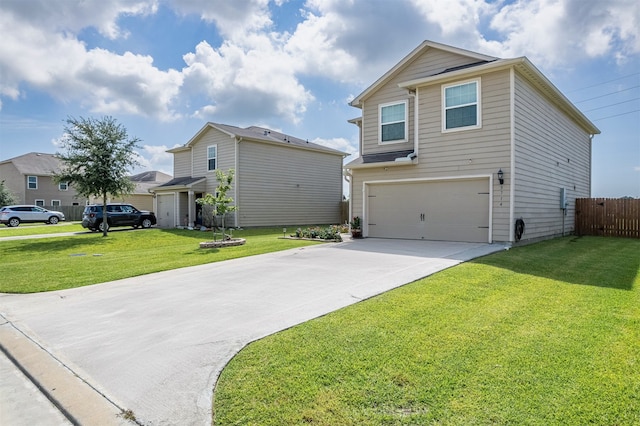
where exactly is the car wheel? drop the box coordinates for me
[98,221,109,232]
[8,217,20,227]
[141,218,152,229]
[48,216,59,225]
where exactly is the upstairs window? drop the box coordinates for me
[27,175,37,189]
[379,101,408,143]
[207,145,217,171]
[443,79,481,131]
[59,181,68,191]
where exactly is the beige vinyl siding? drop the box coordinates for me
[237,141,343,226]
[173,151,191,178]
[24,176,79,206]
[191,127,237,201]
[513,71,592,240]
[352,69,512,242]
[112,194,154,211]
[361,49,483,156]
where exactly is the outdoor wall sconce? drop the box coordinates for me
[497,169,504,185]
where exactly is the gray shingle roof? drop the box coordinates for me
[154,176,206,188]
[178,123,347,156]
[0,152,62,175]
[362,150,416,164]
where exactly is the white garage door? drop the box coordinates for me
[367,179,490,243]
[156,194,175,228]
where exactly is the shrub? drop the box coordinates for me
[291,225,342,241]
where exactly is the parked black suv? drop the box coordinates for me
[82,203,157,232]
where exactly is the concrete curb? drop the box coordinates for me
[0,317,133,425]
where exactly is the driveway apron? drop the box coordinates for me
[0,238,505,425]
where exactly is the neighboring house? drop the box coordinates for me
[345,40,600,244]
[106,171,172,211]
[0,152,83,207]
[151,123,346,228]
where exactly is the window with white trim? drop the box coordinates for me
[207,145,217,171]
[52,200,61,207]
[35,199,44,207]
[27,175,37,189]
[443,79,481,131]
[379,101,408,143]
[59,182,68,191]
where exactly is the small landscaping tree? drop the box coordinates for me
[197,169,237,241]
[0,180,15,206]
[53,116,140,237]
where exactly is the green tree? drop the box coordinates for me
[197,169,237,241]
[0,180,15,206]
[54,116,141,236]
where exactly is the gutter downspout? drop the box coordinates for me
[235,137,241,227]
[408,89,419,158]
[589,133,594,197]
[509,67,516,243]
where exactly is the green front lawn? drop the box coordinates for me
[1,228,321,293]
[213,236,640,425]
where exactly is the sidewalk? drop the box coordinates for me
[0,349,72,426]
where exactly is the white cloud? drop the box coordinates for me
[312,137,357,155]
[2,0,157,39]
[283,9,359,83]
[182,39,313,124]
[488,0,640,68]
[0,1,181,121]
[134,144,177,174]
[169,0,272,39]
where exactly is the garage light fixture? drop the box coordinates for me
[497,169,504,185]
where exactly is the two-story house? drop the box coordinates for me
[345,40,600,244]
[0,152,82,207]
[151,122,347,228]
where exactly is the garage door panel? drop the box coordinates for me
[367,179,489,243]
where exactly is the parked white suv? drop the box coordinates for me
[0,205,66,227]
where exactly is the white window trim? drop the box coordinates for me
[59,181,68,191]
[379,100,409,144]
[27,175,38,190]
[51,200,61,207]
[441,78,482,133]
[207,144,218,172]
[35,199,45,206]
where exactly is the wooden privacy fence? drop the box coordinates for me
[45,205,85,221]
[575,198,639,238]
[340,200,349,224]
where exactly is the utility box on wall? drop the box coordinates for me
[560,187,567,209]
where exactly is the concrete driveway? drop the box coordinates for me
[0,238,505,425]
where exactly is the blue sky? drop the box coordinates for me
[0,0,638,197]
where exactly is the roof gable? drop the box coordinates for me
[396,57,600,135]
[350,40,497,107]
